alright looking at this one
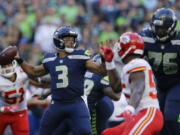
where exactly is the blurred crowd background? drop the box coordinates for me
[0,0,180,65]
[1,0,180,134]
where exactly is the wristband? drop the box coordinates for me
[16,58,24,65]
[105,61,116,70]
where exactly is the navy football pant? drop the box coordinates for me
[90,96,114,135]
[53,119,72,135]
[39,98,92,135]
[53,119,77,135]
[158,84,180,135]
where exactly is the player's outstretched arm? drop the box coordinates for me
[15,57,48,77]
[86,60,106,75]
[29,78,50,88]
[0,46,48,77]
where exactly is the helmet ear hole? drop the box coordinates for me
[59,39,65,49]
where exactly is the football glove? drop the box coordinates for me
[100,46,114,62]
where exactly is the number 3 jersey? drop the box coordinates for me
[42,49,91,102]
[121,58,159,113]
[0,67,28,112]
[140,28,180,90]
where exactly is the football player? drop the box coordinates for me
[0,60,47,135]
[84,54,119,135]
[53,55,119,135]
[15,26,106,135]
[139,8,180,135]
[101,32,163,135]
[0,60,29,135]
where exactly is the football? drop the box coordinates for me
[0,46,18,65]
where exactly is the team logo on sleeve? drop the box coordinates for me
[100,76,109,85]
[84,50,91,56]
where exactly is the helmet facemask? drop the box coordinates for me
[0,60,17,78]
[63,37,78,53]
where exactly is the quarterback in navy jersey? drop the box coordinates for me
[15,26,106,135]
[140,8,180,135]
[84,55,119,135]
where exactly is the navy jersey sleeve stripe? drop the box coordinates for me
[42,57,56,63]
[67,55,90,59]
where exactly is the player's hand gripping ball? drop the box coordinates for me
[0,46,17,65]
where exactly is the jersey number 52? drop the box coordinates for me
[4,88,25,104]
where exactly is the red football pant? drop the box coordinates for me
[0,110,29,135]
[102,107,163,135]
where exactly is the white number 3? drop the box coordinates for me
[56,65,69,88]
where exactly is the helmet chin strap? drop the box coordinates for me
[2,72,15,78]
[65,47,74,53]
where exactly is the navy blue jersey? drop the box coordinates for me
[42,49,91,102]
[84,71,109,110]
[140,28,180,90]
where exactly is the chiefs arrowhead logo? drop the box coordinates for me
[120,35,130,44]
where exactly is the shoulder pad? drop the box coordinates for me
[75,49,91,56]
[44,53,56,58]
[68,49,91,60]
[171,32,180,45]
[126,59,148,74]
[42,53,56,63]
[139,27,152,36]
[74,49,91,56]
[139,28,156,43]
[85,71,93,78]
